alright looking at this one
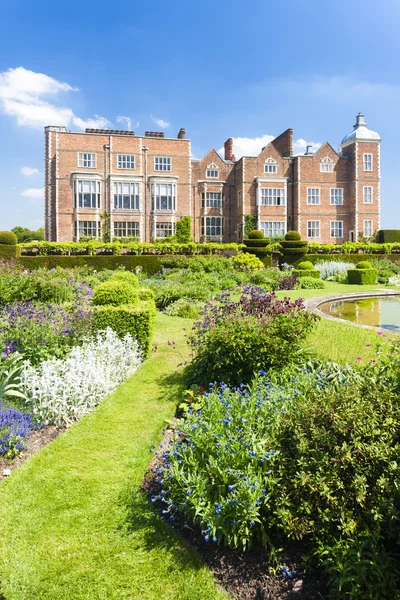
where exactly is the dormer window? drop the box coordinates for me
[320,157,334,172]
[264,157,277,174]
[206,163,219,178]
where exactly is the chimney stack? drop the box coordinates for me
[177,128,186,139]
[305,144,313,155]
[224,138,234,161]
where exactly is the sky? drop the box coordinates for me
[0,0,400,230]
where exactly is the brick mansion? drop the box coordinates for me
[44,113,380,244]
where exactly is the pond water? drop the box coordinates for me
[320,296,400,331]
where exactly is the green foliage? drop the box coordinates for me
[284,230,301,241]
[278,240,308,248]
[93,281,138,307]
[247,229,264,240]
[18,255,164,275]
[347,268,378,285]
[110,270,140,288]
[36,277,77,303]
[0,245,21,259]
[296,261,314,270]
[231,253,264,270]
[244,215,258,237]
[377,229,400,243]
[356,260,372,269]
[137,287,155,301]
[243,239,270,247]
[175,216,193,243]
[242,247,271,259]
[0,231,18,245]
[93,301,156,358]
[0,354,27,402]
[164,298,203,318]
[295,276,326,289]
[12,226,44,243]
[292,269,320,279]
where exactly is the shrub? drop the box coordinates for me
[164,298,203,318]
[347,268,378,285]
[36,277,77,303]
[93,300,156,358]
[138,287,155,301]
[295,276,326,289]
[247,229,264,240]
[377,229,400,243]
[175,216,193,243]
[292,269,320,279]
[284,230,301,241]
[242,247,271,259]
[186,287,317,386]
[151,282,209,309]
[93,281,138,306]
[278,240,308,248]
[0,245,21,259]
[296,261,314,270]
[231,253,264,270]
[23,328,142,425]
[243,239,270,248]
[314,261,353,280]
[356,260,372,269]
[0,231,18,245]
[110,270,140,288]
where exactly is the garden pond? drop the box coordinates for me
[320,295,400,331]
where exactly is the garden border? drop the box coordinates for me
[305,290,400,330]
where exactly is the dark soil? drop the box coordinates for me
[142,429,328,600]
[0,425,63,481]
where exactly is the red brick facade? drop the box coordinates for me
[45,114,380,243]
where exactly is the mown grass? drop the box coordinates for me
[0,313,228,600]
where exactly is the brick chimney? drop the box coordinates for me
[177,128,186,139]
[224,138,234,161]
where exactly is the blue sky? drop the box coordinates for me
[0,0,399,230]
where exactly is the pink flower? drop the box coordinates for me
[365,344,371,347]
[356,357,362,361]
[370,359,376,363]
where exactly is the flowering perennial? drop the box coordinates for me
[0,402,37,458]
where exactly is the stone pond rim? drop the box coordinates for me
[305,290,400,331]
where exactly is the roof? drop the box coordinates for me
[340,113,381,146]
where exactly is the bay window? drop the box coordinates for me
[74,180,100,209]
[113,182,140,210]
[151,182,176,211]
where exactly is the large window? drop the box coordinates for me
[364,220,373,237]
[117,154,135,169]
[78,153,96,168]
[154,157,171,171]
[320,157,333,172]
[202,217,223,237]
[113,222,140,238]
[260,221,285,238]
[151,183,176,211]
[264,158,277,174]
[206,163,219,178]
[330,188,343,205]
[155,222,175,238]
[363,186,373,204]
[113,182,140,210]
[74,180,100,208]
[202,192,222,208]
[307,188,320,205]
[363,154,373,171]
[74,220,101,238]
[307,221,320,238]
[260,188,286,206]
[331,221,343,239]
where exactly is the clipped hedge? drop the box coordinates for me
[242,247,271,258]
[286,254,400,265]
[138,288,155,301]
[93,300,156,358]
[377,230,400,243]
[243,239,270,248]
[285,231,301,241]
[356,261,372,269]
[279,240,308,249]
[93,281,138,307]
[292,269,321,279]
[347,268,378,285]
[0,231,18,245]
[17,255,163,275]
[247,230,264,240]
[0,245,21,259]
[110,270,140,288]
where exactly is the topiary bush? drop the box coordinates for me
[295,276,326,289]
[356,261,372,269]
[284,230,301,241]
[243,239,270,248]
[93,281,138,306]
[0,231,18,245]
[138,287,155,301]
[296,261,314,271]
[248,230,264,240]
[110,270,140,287]
[347,268,378,285]
[292,269,320,279]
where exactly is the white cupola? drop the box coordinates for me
[340,113,381,148]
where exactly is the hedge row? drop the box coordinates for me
[0,245,21,259]
[17,255,164,275]
[347,268,378,285]
[287,254,400,265]
[20,241,244,257]
[377,230,400,243]
[292,269,320,279]
[307,242,400,255]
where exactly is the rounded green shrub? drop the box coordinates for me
[231,253,264,270]
[0,231,18,245]
[295,276,326,289]
[138,287,155,301]
[110,270,140,288]
[247,230,264,240]
[356,261,372,269]
[285,230,301,241]
[297,261,314,271]
[93,280,138,306]
[165,298,203,318]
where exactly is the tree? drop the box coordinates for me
[175,216,193,243]
[12,226,44,243]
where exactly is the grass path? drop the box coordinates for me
[0,314,228,600]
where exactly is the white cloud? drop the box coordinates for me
[21,166,40,176]
[218,134,275,159]
[293,138,322,155]
[0,67,109,130]
[116,115,140,131]
[21,188,44,198]
[151,115,170,128]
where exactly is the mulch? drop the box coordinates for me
[0,425,63,482]
[142,429,328,600]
